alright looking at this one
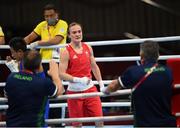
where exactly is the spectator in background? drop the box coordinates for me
[59,22,104,127]
[102,40,177,127]
[5,50,64,127]
[24,4,68,60]
[0,26,5,45]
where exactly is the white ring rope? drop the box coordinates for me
[0,89,132,103]
[50,102,131,108]
[0,36,180,49]
[0,115,134,126]
[1,82,180,89]
[0,55,180,64]
[175,84,180,89]
[0,80,112,87]
[46,115,134,124]
[1,83,179,102]
[176,113,180,117]
[0,122,6,126]
[94,55,180,62]
[55,89,131,100]
[0,105,8,110]
[0,112,179,126]
[0,98,7,102]
[0,102,131,110]
[0,83,179,101]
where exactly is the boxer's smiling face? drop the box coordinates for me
[68,24,83,44]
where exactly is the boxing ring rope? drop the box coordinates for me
[0,83,179,102]
[0,113,179,126]
[0,54,180,88]
[0,100,132,126]
[0,76,179,87]
[0,82,179,105]
[176,113,180,117]
[0,89,132,103]
[0,100,178,126]
[0,55,180,64]
[0,102,131,110]
[0,80,112,87]
[176,84,180,89]
[1,81,180,89]
[0,115,134,126]
[46,115,134,124]
[50,102,131,108]
[0,35,180,49]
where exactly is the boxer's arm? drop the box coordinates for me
[59,49,74,81]
[48,60,64,96]
[88,45,104,90]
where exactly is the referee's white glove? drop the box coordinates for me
[73,77,91,85]
[29,41,38,50]
[5,60,19,72]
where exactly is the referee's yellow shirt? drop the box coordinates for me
[34,19,68,60]
[0,26,4,37]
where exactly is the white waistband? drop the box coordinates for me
[67,80,94,92]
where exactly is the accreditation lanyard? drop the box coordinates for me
[132,63,158,92]
[21,69,33,74]
[47,26,52,39]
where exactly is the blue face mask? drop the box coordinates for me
[47,18,58,26]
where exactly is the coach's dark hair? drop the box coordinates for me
[43,4,58,12]
[23,50,42,72]
[140,40,159,61]
[9,37,27,52]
